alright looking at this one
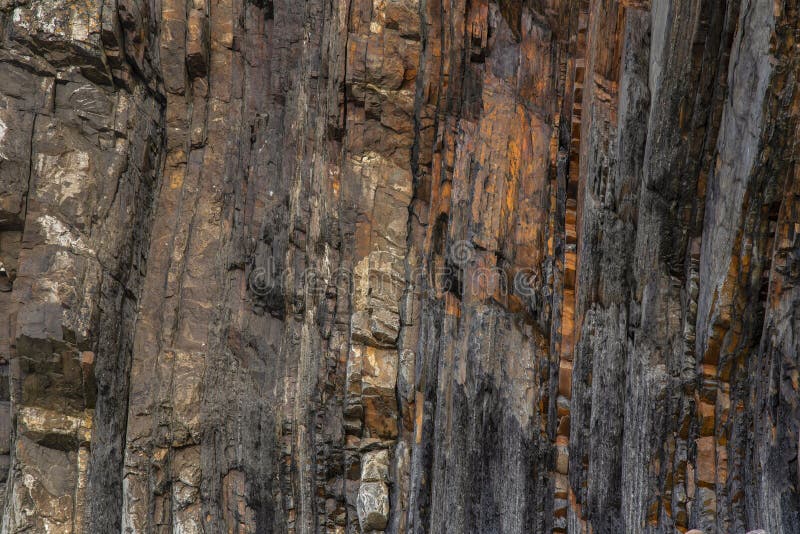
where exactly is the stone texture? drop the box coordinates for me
[357,481,390,532]
[0,0,798,533]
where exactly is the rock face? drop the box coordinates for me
[0,0,798,533]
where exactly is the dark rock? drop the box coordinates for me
[0,0,798,532]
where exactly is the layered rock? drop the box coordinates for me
[0,0,798,533]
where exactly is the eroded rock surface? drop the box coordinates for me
[0,0,798,533]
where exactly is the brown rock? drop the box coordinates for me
[0,0,798,532]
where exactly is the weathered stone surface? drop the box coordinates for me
[0,0,798,532]
[361,449,390,483]
[357,481,390,532]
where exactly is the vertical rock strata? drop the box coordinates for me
[0,0,798,532]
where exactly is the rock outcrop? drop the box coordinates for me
[0,0,798,532]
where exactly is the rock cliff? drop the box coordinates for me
[0,0,798,532]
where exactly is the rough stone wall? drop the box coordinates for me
[0,0,798,533]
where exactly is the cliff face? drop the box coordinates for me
[0,0,798,532]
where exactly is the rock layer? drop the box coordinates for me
[0,0,798,533]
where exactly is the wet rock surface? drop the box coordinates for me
[0,0,798,533]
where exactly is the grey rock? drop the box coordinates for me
[357,481,390,531]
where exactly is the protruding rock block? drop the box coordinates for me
[361,448,389,483]
[357,481,389,531]
[186,9,208,78]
